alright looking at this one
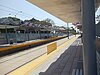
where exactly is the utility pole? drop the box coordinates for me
[67,23,69,39]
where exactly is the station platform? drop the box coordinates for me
[0,35,83,75]
[29,38,83,75]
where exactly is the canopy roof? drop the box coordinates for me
[27,0,100,23]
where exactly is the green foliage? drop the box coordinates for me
[69,27,76,35]
[43,18,55,25]
[8,17,21,21]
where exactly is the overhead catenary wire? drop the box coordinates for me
[0,8,31,19]
[0,10,66,26]
[0,4,43,20]
[0,4,19,12]
[0,4,69,26]
[0,8,16,14]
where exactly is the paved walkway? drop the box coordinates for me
[29,38,83,75]
[0,35,82,75]
[0,36,75,75]
[6,36,78,75]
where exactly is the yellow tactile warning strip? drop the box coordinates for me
[0,36,65,52]
[7,36,79,75]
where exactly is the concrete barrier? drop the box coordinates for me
[47,42,57,54]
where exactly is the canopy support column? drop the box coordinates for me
[82,0,97,75]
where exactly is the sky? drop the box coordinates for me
[0,0,100,26]
[96,7,100,24]
[0,0,68,26]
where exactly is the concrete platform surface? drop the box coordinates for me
[29,38,83,75]
[0,36,76,75]
[6,35,81,75]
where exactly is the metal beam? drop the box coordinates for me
[82,0,97,75]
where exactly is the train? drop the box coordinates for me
[0,29,67,45]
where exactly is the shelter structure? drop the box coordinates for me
[27,0,100,75]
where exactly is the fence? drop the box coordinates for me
[0,33,67,45]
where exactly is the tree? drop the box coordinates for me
[70,27,76,35]
[43,18,55,26]
[8,17,21,21]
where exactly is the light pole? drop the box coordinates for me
[9,11,22,18]
[15,11,22,18]
[67,23,69,39]
[15,11,22,43]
